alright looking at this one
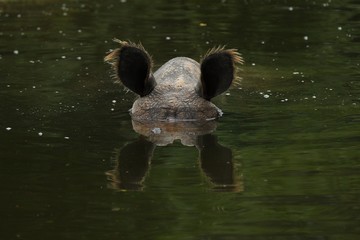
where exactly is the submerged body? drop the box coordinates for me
[105,40,243,122]
[131,57,221,121]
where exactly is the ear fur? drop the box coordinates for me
[200,46,243,100]
[104,39,156,97]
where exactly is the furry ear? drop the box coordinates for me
[104,39,156,97]
[200,47,243,100]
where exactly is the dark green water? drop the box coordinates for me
[1,0,359,239]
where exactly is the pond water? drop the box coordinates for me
[1,0,359,239]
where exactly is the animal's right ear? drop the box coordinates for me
[104,39,156,97]
[200,47,243,100]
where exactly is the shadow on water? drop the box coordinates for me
[106,120,243,192]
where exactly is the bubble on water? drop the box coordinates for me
[64,136,70,140]
[225,93,230,96]
[165,36,171,40]
[338,26,342,31]
[304,36,309,41]
[312,95,317,99]
[112,100,117,103]
[17,14,22,18]
[61,56,66,59]
[38,132,43,136]
[288,6,294,11]
[120,0,127,3]
[152,128,161,134]
[13,50,19,55]
[6,127,12,131]
[263,94,270,99]
[110,108,115,111]
[251,63,256,66]
[77,29,82,33]
[76,56,82,60]
[36,27,41,31]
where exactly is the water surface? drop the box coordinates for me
[0,0,359,239]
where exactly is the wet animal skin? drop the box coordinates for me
[105,39,243,122]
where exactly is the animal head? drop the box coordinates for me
[105,39,243,122]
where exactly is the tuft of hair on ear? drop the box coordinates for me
[104,39,154,85]
[201,46,244,85]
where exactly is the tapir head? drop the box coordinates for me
[105,39,243,122]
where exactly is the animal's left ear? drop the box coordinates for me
[200,47,243,100]
[104,39,156,97]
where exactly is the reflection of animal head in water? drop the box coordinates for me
[105,39,243,122]
[106,121,243,192]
